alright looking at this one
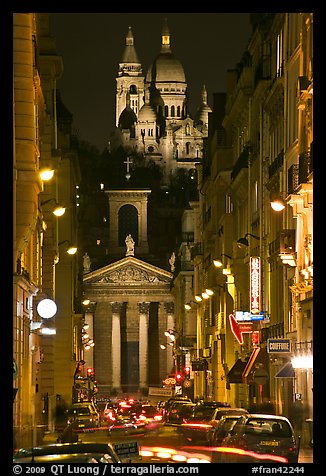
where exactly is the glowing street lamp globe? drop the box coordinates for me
[37,298,57,319]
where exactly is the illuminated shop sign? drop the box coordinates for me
[267,339,291,353]
[235,310,264,321]
[250,257,261,314]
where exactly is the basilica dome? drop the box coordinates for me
[138,103,157,122]
[146,52,186,84]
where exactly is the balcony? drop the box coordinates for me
[268,150,284,180]
[287,147,313,194]
[231,146,249,182]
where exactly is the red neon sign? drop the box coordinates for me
[229,314,244,345]
[250,257,261,314]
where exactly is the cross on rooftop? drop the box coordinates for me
[124,156,133,179]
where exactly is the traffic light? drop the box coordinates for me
[184,366,190,379]
[175,372,183,383]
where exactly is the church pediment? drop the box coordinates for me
[83,256,172,286]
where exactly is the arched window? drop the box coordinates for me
[164,105,169,117]
[118,204,138,246]
[186,142,191,155]
[177,106,181,117]
[130,84,137,94]
[171,105,175,117]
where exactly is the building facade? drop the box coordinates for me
[13,13,83,448]
[172,12,313,445]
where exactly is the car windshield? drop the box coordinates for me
[244,418,292,437]
[189,407,215,421]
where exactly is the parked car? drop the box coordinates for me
[13,442,122,463]
[181,405,248,446]
[65,402,100,431]
[211,414,245,446]
[219,413,299,463]
[165,401,196,424]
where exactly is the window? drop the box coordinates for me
[118,204,138,246]
[171,105,175,117]
[186,142,191,155]
[276,31,283,77]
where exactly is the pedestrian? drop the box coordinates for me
[290,399,304,439]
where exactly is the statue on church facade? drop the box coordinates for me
[83,252,91,273]
[125,234,135,256]
[169,251,176,272]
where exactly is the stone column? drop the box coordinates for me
[165,302,175,375]
[138,302,150,390]
[111,302,122,392]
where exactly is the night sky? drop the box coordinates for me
[50,13,253,152]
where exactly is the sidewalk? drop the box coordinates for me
[42,431,59,445]
[298,445,313,463]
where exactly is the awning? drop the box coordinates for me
[242,346,269,384]
[275,362,295,378]
[227,358,249,384]
[242,347,261,383]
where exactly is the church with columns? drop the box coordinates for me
[82,19,208,396]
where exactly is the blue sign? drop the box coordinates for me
[235,311,264,321]
[267,339,291,353]
[250,311,264,320]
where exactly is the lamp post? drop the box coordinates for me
[236,233,260,249]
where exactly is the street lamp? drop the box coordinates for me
[237,232,260,248]
[270,193,286,212]
[58,240,78,255]
[37,298,57,319]
[213,253,232,268]
[39,168,55,181]
[41,198,66,217]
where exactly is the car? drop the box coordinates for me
[219,413,299,463]
[162,396,193,420]
[13,442,122,463]
[65,402,100,431]
[165,401,196,424]
[98,401,118,424]
[211,414,245,446]
[107,413,146,436]
[116,398,143,418]
[137,403,163,429]
[181,405,248,446]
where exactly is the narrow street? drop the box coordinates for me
[42,423,313,463]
